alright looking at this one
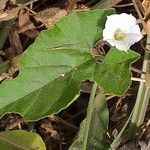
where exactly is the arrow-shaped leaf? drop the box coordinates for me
[94,48,140,95]
[0,9,114,120]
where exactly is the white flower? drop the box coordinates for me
[103,13,143,51]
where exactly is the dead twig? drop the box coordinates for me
[131,0,148,34]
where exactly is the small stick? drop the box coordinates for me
[50,115,79,131]
[135,0,145,15]
[114,3,133,8]
[23,6,37,15]
[131,77,146,82]
[130,67,146,74]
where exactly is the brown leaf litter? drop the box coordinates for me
[142,0,150,34]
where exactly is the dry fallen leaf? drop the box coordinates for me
[0,7,21,22]
[0,0,37,22]
[17,8,35,33]
[9,25,23,55]
[0,0,8,11]
[142,0,150,17]
[66,0,77,12]
[142,0,150,34]
[35,7,67,28]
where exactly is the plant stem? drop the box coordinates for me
[110,111,133,150]
[83,82,97,150]
[129,35,150,137]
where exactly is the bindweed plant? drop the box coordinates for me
[0,8,147,149]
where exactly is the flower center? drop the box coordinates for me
[114,29,125,41]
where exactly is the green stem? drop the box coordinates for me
[129,35,150,137]
[82,82,97,150]
[110,111,133,150]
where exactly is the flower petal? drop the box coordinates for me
[129,24,142,35]
[106,39,129,51]
[124,33,143,46]
[103,13,143,51]
[103,28,114,40]
[105,13,137,32]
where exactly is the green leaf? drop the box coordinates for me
[94,48,140,95]
[0,9,115,120]
[69,86,109,150]
[0,130,46,150]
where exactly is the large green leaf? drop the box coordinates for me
[69,85,109,150]
[0,130,46,150]
[0,9,139,121]
[0,9,114,120]
[94,48,140,95]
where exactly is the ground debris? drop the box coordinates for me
[0,0,9,11]
[35,7,67,28]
